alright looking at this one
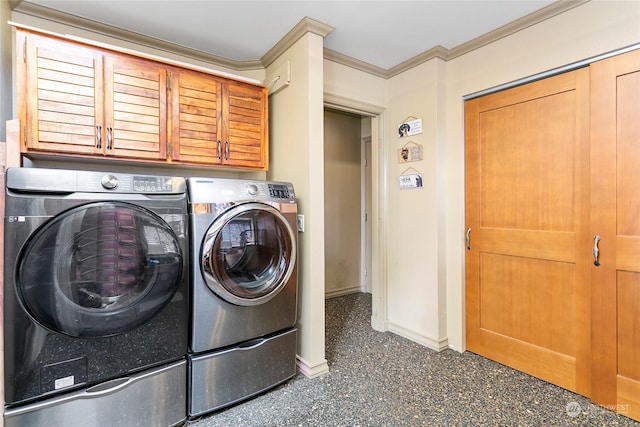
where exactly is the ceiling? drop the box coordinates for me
[15,0,562,73]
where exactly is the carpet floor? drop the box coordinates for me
[189,292,639,426]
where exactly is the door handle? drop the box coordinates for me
[106,126,113,150]
[225,141,229,161]
[96,125,102,149]
[466,227,472,251]
[593,235,601,266]
[217,140,221,160]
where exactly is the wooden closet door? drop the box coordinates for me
[465,68,591,396]
[591,49,640,421]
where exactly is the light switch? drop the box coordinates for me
[297,214,304,233]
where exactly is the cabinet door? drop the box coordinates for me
[591,48,640,421]
[169,69,222,164]
[465,69,591,396]
[19,31,103,155]
[221,81,268,169]
[103,54,167,160]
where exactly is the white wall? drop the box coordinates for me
[385,58,448,350]
[266,33,329,377]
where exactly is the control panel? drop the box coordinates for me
[98,174,174,192]
[268,183,293,199]
[132,176,174,192]
[5,168,185,194]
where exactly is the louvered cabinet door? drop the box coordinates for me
[103,54,167,160]
[19,31,104,155]
[220,81,268,169]
[169,69,222,164]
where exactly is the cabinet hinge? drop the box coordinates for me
[23,125,27,145]
[167,72,172,91]
[23,40,27,63]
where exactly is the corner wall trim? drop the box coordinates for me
[386,322,449,352]
[296,356,329,379]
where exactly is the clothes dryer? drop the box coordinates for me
[186,177,298,417]
[3,167,189,426]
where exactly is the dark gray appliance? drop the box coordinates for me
[187,177,298,418]
[3,167,189,426]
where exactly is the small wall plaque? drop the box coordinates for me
[399,141,423,163]
[399,168,423,189]
[398,117,422,138]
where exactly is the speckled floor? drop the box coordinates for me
[188,292,639,426]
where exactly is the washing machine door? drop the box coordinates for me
[16,201,183,338]
[201,202,296,306]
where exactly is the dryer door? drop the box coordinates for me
[201,202,296,306]
[17,201,183,338]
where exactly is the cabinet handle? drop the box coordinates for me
[466,227,472,251]
[593,235,601,266]
[225,141,229,161]
[96,125,102,149]
[217,140,221,160]
[106,127,113,150]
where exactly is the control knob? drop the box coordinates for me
[247,184,259,196]
[101,174,119,190]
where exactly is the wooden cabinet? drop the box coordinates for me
[18,30,167,160]
[16,28,267,170]
[169,68,267,169]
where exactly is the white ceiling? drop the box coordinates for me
[20,0,557,71]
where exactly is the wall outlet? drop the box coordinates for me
[297,214,304,233]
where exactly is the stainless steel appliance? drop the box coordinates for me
[186,177,298,417]
[3,167,189,427]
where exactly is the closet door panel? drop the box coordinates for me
[591,49,640,421]
[465,68,590,396]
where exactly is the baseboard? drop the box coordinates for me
[324,286,361,299]
[387,322,449,352]
[296,355,329,378]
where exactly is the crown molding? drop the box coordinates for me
[323,48,389,78]
[261,17,334,67]
[445,0,589,61]
[386,45,449,77]
[324,0,590,78]
[11,1,264,70]
[11,0,590,78]
[324,45,449,79]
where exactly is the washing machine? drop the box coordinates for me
[186,177,298,417]
[3,167,189,427]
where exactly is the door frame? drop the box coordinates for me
[361,134,373,294]
[324,94,388,331]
